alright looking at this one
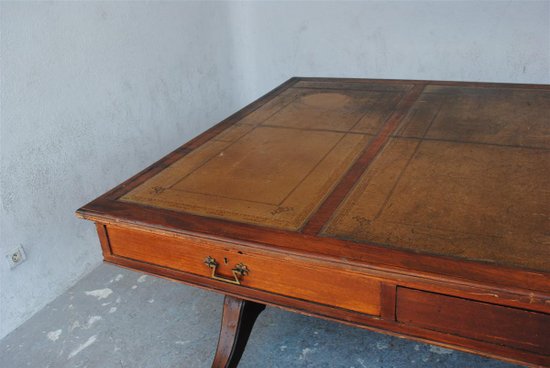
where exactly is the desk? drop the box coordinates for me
[77,78,550,367]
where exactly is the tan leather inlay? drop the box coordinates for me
[120,86,408,230]
[325,86,550,272]
[121,126,371,230]
[265,88,405,134]
[324,138,550,272]
[172,127,357,205]
[396,85,550,148]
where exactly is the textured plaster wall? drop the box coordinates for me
[0,1,242,339]
[1,0,549,340]
[229,1,550,101]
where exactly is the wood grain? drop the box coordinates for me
[101,250,550,368]
[107,225,382,316]
[95,223,112,256]
[396,288,550,355]
[211,296,266,368]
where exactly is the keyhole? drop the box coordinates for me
[223,257,228,264]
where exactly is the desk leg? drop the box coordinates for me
[211,295,266,368]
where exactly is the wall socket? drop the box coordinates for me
[6,246,26,269]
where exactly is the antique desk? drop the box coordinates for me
[77,78,550,367]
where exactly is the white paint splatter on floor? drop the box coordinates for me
[70,321,80,332]
[85,316,102,328]
[68,335,97,359]
[429,346,453,355]
[147,298,154,303]
[376,341,389,350]
[46,329,62,342]
[356,358,368,368]
[106,274,124,284]
[131,285,137,290]
[84,288,113,300]
[137,275,147,283]
[109,307,117,314]
[299,347,314,360]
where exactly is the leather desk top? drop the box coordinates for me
[77,77,550,293]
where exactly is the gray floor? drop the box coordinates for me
[0,264,522,368]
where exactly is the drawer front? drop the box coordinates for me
[396,287,550,355]
[107,225,381,316]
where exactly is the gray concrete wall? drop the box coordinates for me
[1,0,549,340]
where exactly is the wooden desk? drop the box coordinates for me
[77,78,550,367]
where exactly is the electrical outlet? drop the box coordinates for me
[6,246,26,269]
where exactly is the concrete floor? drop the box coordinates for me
[0,263,522,368]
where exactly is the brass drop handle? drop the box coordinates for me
[203,256,249,285]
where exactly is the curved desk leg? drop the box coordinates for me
[211,295,266,368]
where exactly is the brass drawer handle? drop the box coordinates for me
[203,256,249,285]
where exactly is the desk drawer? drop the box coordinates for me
[396,287,550,355]
[107,225,381,316]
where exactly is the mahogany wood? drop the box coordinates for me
[77,77,550,367]
[95,223,112,256]
[396,288,550,355]
[211,296,266,368]
[107,225,382,316]
[101,250,550,367]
